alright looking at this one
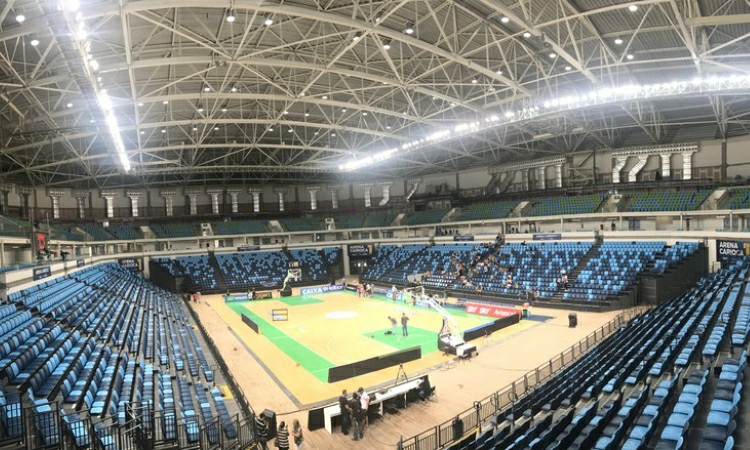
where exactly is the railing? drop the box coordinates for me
[396,308,646,450]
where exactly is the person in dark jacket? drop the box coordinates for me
[339,389,350,435]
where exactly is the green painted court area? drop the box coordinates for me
[363,326,439,354]
[276,296,324,307]
[226,301,335,382]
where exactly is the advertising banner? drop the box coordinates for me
[300,285,344,296]
[237,245,261,252]
[118,257,143,272]
[453,235,475,241]
[533,233,562,241]
[76,259,85,268]
[348,244,373,258]
[33,266,51,281]
[716,239,750,263]
[465,302,522,319]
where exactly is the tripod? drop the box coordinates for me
[395,363,408,384]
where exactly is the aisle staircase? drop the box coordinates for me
[552,241,602,300]
[207,252,228,293]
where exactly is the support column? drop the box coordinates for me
[328,185,340,210]
[612,156,627,184]
[47,189,65,219]
[536,167,546,190]
[206,188,224,215]
[248,188,262,213]
[660,154,671,178]
[126,190,144,217]
[227,189,242,213]
[554,164,563,188]
[100,190,119,219]
[405,179,421,200]
[521,169,529,191]
[160,189,176,217]
[184,189,201,216]
[74,191,88,219]
[0,183,10,214]
[378,182,392,206]
[682,151,695,180]
[361,183,374,208]
[18,187,30,218]
[273,188,288,212]
[306,187,320,211]
[628,155,649,182]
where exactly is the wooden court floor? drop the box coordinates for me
[190,290,625,450]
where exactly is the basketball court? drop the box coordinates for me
[206,289,542,405]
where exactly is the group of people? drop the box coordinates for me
[388,313,410,336]
[356,282,373,298]
[254,415,304,450]
[339,387,371,441]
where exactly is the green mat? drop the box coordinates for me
[227,302,334,382]
[363,326,439,354]
[277,296,324,307]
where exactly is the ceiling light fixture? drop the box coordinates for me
[137,102,144,107]
[16,14,25,23]
[197,104,204,112]
[161,128,166,133]
[304,111,310,117]
[30,38,40,47]
[203,86,211,92]
[383,40,391,50]
[496,69,503,75]
[549,52,557,59]
[342,108,347,112]
[66,102,73,108]
[162,100,168,105]
[192,126,198,131]
[322,95,328,100]
[221,105,228,112]
[353,31,362,41]
[523,32,531,38]
[626,53,634,60]
[214,126,220,131]
[230,86,238,92]
[331,133,336,136]
[226,9,236,23]
[139,130,145,135]
[628,4,638,12]
[614,38,623,45]
[404,23,414,34]
[264,17,273,26]
[471,78,478,84]
[501,16,510,23]
[565,65,572,71]
[362,112,368,116]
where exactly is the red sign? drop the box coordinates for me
[465,302,522,319]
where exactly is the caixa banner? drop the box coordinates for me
[300,285,344,296]
[716,239,750,263]
[465,302,521,319]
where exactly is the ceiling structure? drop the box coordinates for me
[0,0,749,189]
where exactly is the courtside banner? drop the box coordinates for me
[224,294,250,302]
[300,285,344,296]
[465,302,521,319]
[533,233,562,241]
[76,259,85,268]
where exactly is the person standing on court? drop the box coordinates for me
[292,418,304,449]
[339,389,351,435]
[254,414,269,449]
[401,313,410,336]
[389,316,398,335]
[276,421,290,450]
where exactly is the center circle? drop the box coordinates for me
[325,311,358,320]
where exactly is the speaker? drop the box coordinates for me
[568,313,578,328]
[262,409,277,440]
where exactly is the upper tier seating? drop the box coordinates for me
[403,209,450,226]
[565,241,664,302]
[82,224,115,241]
[451,200,518,222]
[334,212,397,229]
[454,241,591,298]
[375,244,494,286]
[151,223,199,239]
[0,215,29,238]
[626,189,712,212]
[527,193,607,216]
[214,220,268,235]
[281,217,320,232]
[727,186,750,209]
[50,225,84,242]
[107,225,142,240]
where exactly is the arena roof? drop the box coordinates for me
[0,0,749,188]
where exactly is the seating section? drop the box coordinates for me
[373,244,494,286]
[455,242,591,298]
[334,212,397,229]
[651,241,700,274]
[565,241,664,302]
[151,223,199,239]
[281,217,320,232]
[175,256,219,290]
[727,186,750,209]
[214,220,269,235]
[362,244,426,281]
[82,224,115,241]
[403,209,449,226]
[452,200,518,222]
[627,189,712,212]
[50,225,84,242]
[527,193,606,216]
[446,259,750,450]
[108,224,142,240]
[0,215,30,238]
[0,263,245,447]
